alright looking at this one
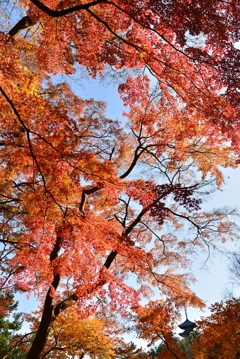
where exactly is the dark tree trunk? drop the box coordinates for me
[25,236,62,359]
[8,16,35,38]
[25,282,59,359]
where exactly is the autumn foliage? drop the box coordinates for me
[192,300,240,359]
[26,306,116,358]
[0,0,239,357]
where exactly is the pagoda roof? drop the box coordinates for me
[178,319,197,330]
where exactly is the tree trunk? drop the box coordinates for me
[26,236,62,359]
[25,284,58,359]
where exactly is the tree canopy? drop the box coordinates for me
[192,300,240,359]
[0,0,239,357]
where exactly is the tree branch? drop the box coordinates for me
[79,186,100,216]
[8,16,34,38]
[29,0,105,17]
[26,236,62,359]
[0,86,65,213]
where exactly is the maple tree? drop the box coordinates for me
[191,300,240,359]
[134,299,196,359]
[189,253,240,359]
[0,0,239,357]
[26,306,116,358]
[3,0,239,149]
